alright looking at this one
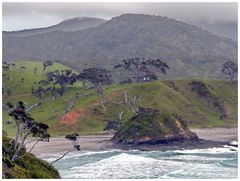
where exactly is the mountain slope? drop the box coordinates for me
[3,14,237,79]
[3,17,106,37]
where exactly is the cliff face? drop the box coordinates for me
[112,108,198,145]
[2,135,60,179]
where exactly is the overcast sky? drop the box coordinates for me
[2,2,238,39]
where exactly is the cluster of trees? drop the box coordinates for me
[3,58,238,164]
[33,66,112,109]
[114,57,169,83]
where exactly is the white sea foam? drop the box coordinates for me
[41,149,122,162]
[43,143,238,179]
[54,149,238,179]
[173,146,237,154]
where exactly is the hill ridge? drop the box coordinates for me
[3,13,237,80]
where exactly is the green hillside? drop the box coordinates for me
[2,61,237,137]
[3,134,60,178]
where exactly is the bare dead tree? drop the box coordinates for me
[25,102,43,112]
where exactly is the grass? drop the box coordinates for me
[2,135,60,178]
[2,61,238,137]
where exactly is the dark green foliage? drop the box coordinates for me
[37,69,78,97]
[189,81,228,119]
[79,68,112,85]
[104,120,122,131]
[6,101,50,162]
[7,101,50,142]
[21,78,24,84]
[65,133,79,141]
[42,60,53,74]
[189,81,210,97]
[79,68,112,99]
[113,107,197,144]
[2,135,60,178]
[113,57,169,83]
[221,61,237,81]
[3,157,15,168]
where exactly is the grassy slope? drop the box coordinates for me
[2,61,237,137]
[2,135,60,178]
[103,80,237,128]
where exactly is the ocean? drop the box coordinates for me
[43,146,238,179]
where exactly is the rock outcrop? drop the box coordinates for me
[112,107,198,145]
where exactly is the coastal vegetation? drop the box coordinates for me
[112,107,198,144]
[2,11,238,180]
[2,133,60,178]
[3,61,237,137]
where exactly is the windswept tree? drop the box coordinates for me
[5,101,81,166]
[42,60,53,75]
[114,57,169,83]
[51,133,81,165]
[35,69,78,98]
[6,101,50,162]
[221,61,237,82]
[79,68,112,109]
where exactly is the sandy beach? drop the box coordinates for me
[26,128,238,156]
[191,128,238,142]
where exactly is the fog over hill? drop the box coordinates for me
[3,17,106,37]
[3,14,237,80]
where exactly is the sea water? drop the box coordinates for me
[43,146,238,179]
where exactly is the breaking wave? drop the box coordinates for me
[45,145,238,179]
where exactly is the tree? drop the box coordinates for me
[20,66,26,72]
[113,57,169,83]
[6,101,50,162]
[78,68,112,109]
[50,133,80,165]
[21,78,24,84]
[42,60,53,75]
[33,67,37,74]
[35,69,78,98]
[221,61,237,82]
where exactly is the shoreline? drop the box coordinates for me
[26,128,238,157]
